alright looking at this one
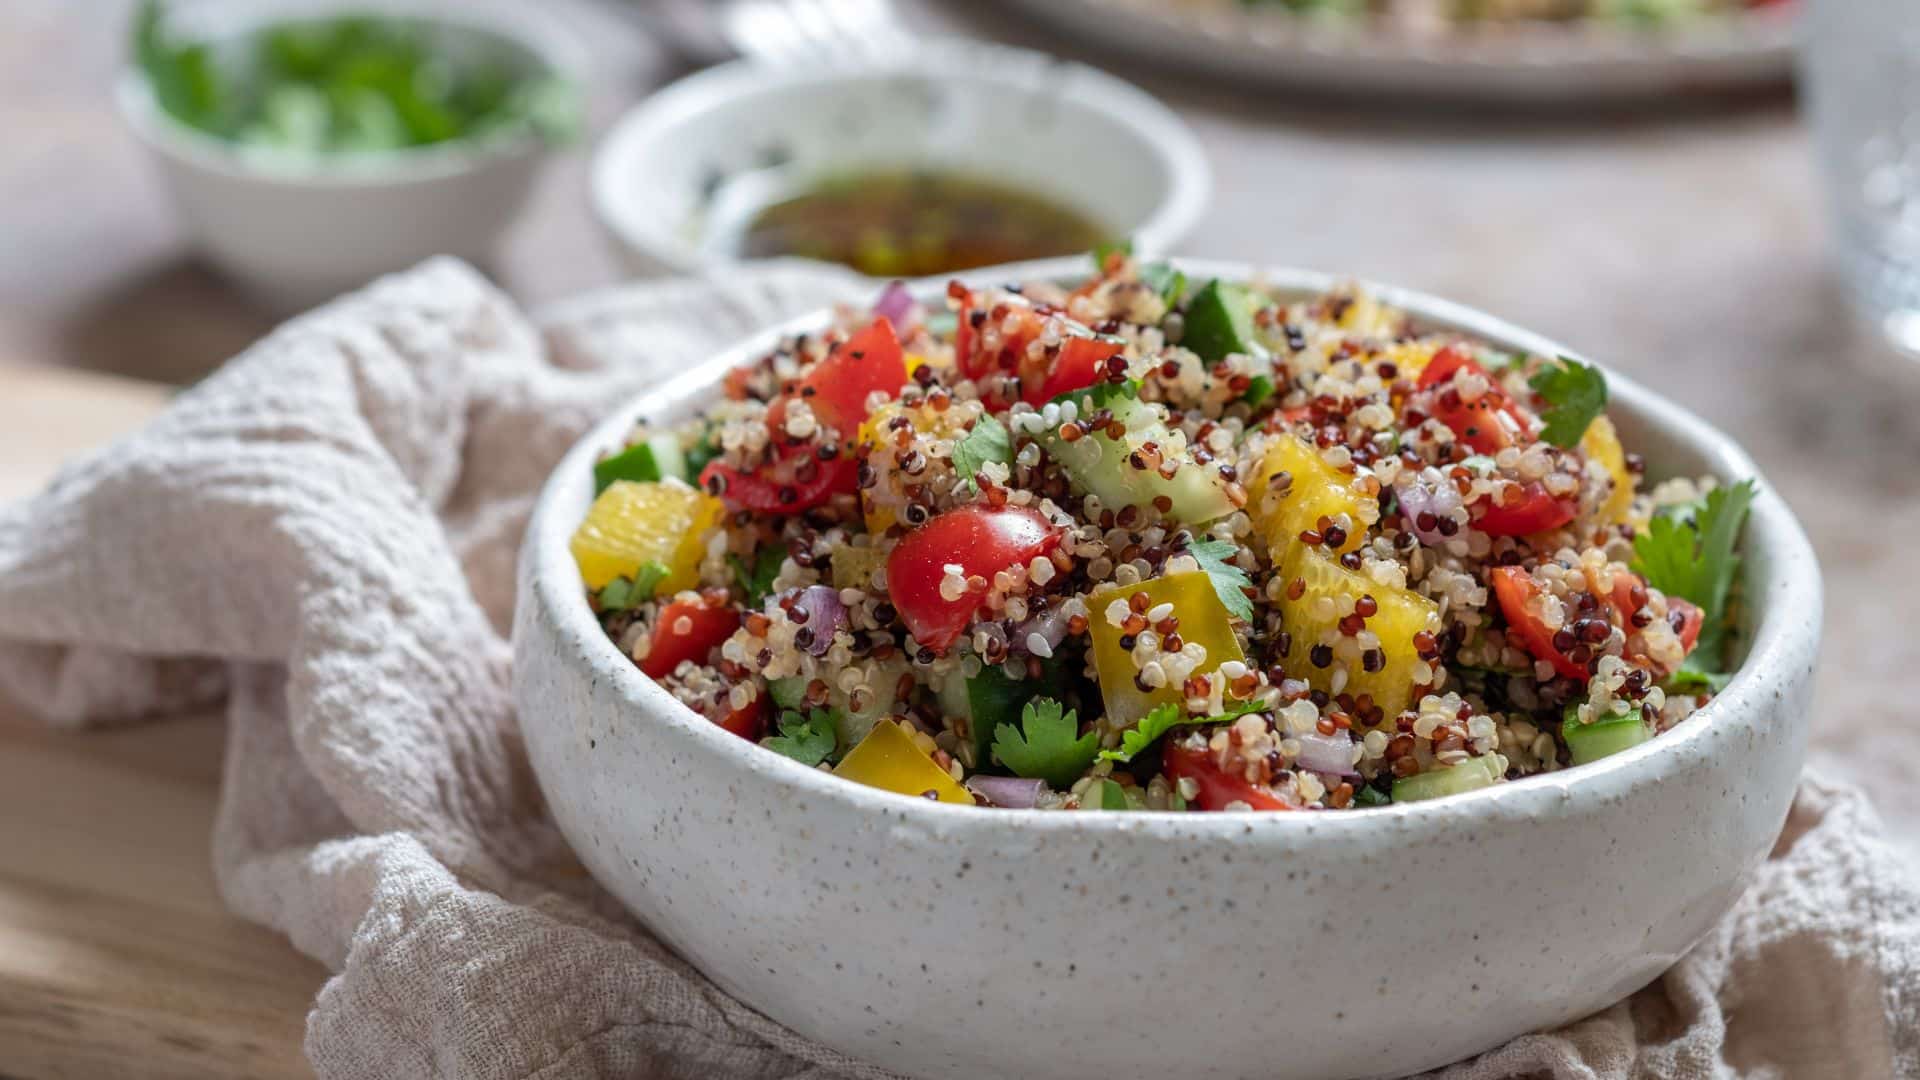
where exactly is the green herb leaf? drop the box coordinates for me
[728,547,786,606]
[1186,538,1255,623]
[991,698,1099,789]
[597,560,669,612]
[1098,697,1266,764]
[1094,779,1132,810]
[1631,478,1756,665]
[1354,784,1392,807]
[1528,357,1609,448]
[1663,659,1734,695]
[762,707,839,766]
[1240,374,1276,409]
[683,427,721,477]
[950,414,1012,489]
[1138,261,1188,309]
[1091,238,1134,268]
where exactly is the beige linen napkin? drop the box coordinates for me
[0,259,1913,1080]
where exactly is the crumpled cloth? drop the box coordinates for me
[0,259,1914,1080]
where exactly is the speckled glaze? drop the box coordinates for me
[514,259,1822,1080]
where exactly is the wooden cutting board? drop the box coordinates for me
[0,366,325,1080]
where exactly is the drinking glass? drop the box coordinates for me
[1800,0,1920,359]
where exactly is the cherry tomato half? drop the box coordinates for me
[1607,573,1705,657]
[1416,345,1535,454]
[641,593,742,679]
[886,505,1062,653]
[1031,335,1121,404]
[714,689,768,741]
[1473,480,1577,537]
[768,317,906,444]
[1163,740,1295,811]
[1489,566,1589,681]
[699,451,857,515]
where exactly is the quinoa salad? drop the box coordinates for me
[571,253,1755,812]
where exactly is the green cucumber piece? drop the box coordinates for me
[1181,279,1260,364]
[593,432,686,492]
[768,677,808,711]
[939,658,1062,769]
[1564,707,1651,765]
[1391,755,1502,803]
[1039,393,1235,524]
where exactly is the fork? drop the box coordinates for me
[637,0,914,66]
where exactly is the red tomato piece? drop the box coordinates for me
[1163,740,1294,812]
[886,506,1062,653]
[714,689,768,741]
[699,451,857,515]
[1489,566,1588,681]
[1030,336,1121,404]
[1607,573,1705,658]
[642,594,741,679]
[1473,481,1578,537]
[769,317,906,442]
[1416,345,1534,454]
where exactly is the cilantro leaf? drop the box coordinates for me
[1186,538,1255,622]
[950,414,1012,489]
[1528,357,1609,448]
[762,707,838,766]
[991,697,1098,788]
[1052,378,1141,413]
[1139,260,1188,309]
[1098,697,1266,764]
[1240,373,1276,409]
[728,547,785,606]
[1631,478,1756,666]
[597,560,669,612]
[1664,659,1733,696]
[1091,238,1134,268]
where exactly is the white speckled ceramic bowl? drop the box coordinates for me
[514,259,1821,1080]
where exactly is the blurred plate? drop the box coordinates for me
[993,0,1796,104]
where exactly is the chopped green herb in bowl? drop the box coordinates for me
[133,0,578,159]
[118,0,585,309]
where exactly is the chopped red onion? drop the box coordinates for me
[785,585,847,657]
[1294,729,1359,777]
[1395,470,1463,547]
[872,280,918,328]
[1012,609,1068,658]
[965,775,1049,808]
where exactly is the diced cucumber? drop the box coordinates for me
[768,676,808,711]
[1039,392,1235,524]
[594,432,686,493]
[834,656,909,751]
[937,658,1062,768]
[1564,706,1651,765]
[1391,755,1503,803]
[1181,279,1260,364]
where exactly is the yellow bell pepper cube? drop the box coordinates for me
[1088,571,1245,728]
[834,719,974,804]
[1580,415,1635,525]
[1279,545,1439,723]
[570,479,722,594]
[1250,436,1368,556]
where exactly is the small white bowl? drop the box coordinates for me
[118,0,585,312]
[589,39,1210,277]
[515,258,1822,1080]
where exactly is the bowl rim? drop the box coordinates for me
[522,255,1822,834]
[587,36,1212,276]
[115,0,587,186]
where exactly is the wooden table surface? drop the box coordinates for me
[6,1,1920,1077]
